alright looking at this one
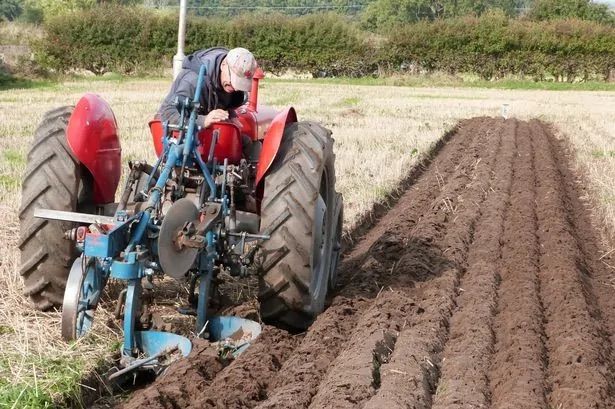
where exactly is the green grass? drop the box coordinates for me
[268,76,615,92]
[3,149,25,166]
[592,150,615,159]
[336,97,361,107]
[411,93,486,100]
[268,90,301,106]
[0,175,20,190]
[5,72,615,92]
[0,355,85,408]
[0,74,56,92]
[0,71,155,92]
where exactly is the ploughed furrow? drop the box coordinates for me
[254,297,368,409]
[489,120,548,409]
[304,290,414,409]
[118,340,226,409]
[363,120,505,409]
[308,118,501,409]
[254,120,496,409]
[189,327,299,409]
[340,118,491,278]
[530,120,615,408]
[432,119,517,409]
[120,328,298,409]
[120,117,615,409]
[119,118,490,409]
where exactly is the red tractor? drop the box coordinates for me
[18,66,343,366]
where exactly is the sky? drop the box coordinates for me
[595,0,615,8]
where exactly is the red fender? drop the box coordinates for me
[255,107,297,188]
[67,94,121,204]
[149,117,164,157]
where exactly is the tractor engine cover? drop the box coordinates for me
[197,123,242,165]
[149,120,243,165]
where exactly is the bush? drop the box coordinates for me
[382,13,615,81]
[37,6,372,76]
[528,0,614,26]
[34,6,615,81]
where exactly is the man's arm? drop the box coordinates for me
[159,70,208,127]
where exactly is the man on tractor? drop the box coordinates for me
[158,46,258,130]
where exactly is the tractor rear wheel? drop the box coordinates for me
[19,106,92,310]
[258,121,337,330]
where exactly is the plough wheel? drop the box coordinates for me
[62,256,104,341]
[18,106,93,310]
[258,121,337,330]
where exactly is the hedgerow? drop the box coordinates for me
[37,7,371,75]
[383,13,615,80]
[35,6,615,81]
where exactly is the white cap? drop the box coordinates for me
[226,48,257,92]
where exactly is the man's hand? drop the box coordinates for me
[203,109,229,128]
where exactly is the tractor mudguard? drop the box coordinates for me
[67,93,121,204]
[255,107,297,188]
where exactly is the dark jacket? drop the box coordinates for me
[158,47,246,128]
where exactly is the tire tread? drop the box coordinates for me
[19,106,80,311]
[258,121,336,329]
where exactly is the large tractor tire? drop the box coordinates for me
[258,121,337,330]
[18,106,92,311]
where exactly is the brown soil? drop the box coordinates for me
[120,117,615,409]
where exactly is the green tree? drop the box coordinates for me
[362,0,433,30]
[529,0,614,24]
[450,0,517,17]
[361,0,517,30]
[180,0,366,17]
[0,0,23,20]
[20,0,137,21]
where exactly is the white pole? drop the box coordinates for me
[173,0,187,79]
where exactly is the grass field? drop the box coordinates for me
[1,78,614,407]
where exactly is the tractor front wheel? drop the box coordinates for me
[258,121,338,330]
[19,106,93,310]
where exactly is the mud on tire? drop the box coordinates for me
[19,106,89,310]
[258,121,337,330]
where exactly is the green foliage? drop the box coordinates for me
[0,0,23,21]
[20,2,44,23]
[361,0,518,30]
[35,0,96,19]
[383,12,615,81]
[37,6,371,75]
[34,4,615,81]
[17,0,139,22]
[0,354,85,408]
[181,0,365,17]
[528,0,614,25]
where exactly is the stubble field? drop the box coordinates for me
[1,78,614,407]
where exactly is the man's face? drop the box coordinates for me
[220,59,235,93]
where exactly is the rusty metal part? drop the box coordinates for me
[159,198,200,280]
[176,222,206,249]
[195,202,223,236]
[108,345,179,381]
